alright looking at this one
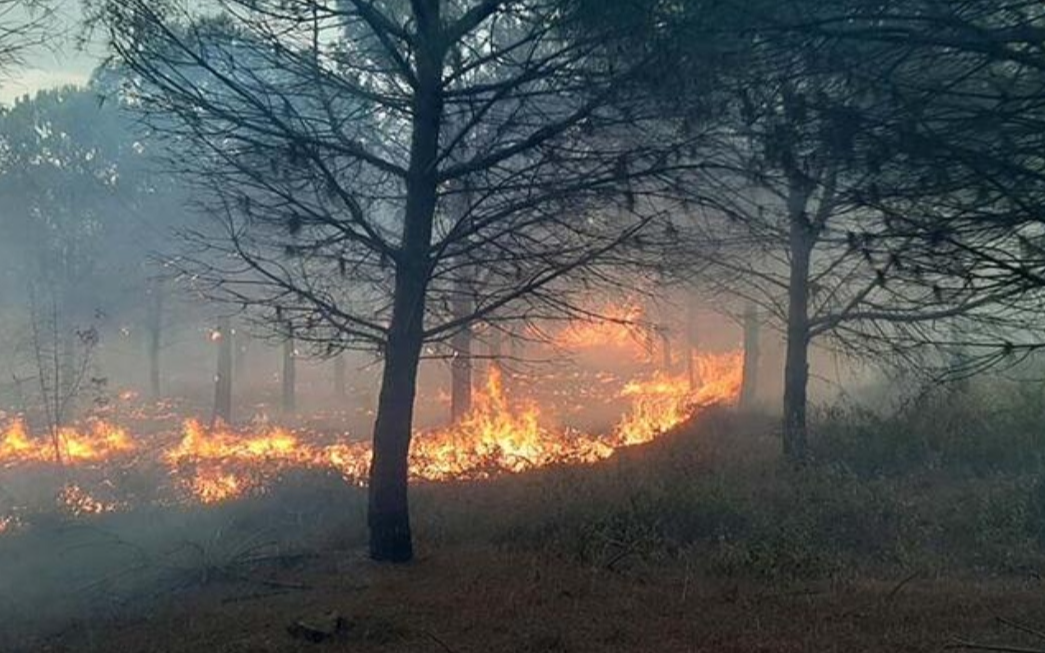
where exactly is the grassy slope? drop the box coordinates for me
[9,407,1045,652]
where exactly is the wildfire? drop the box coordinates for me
[411,365,615,480]
[615,351,744,446]
[554,304,652,360]
[165,420,329,503]
[0,343,744,530]
[0,419,136,467]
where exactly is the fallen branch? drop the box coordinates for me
[946,640,1045,653]
[221,588,292,604]
[885,569,920,602]
[425,630,459,653]
[996,617,1045,642]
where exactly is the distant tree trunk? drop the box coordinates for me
[212,317,233,425]
[450,322,472,422]
[487,327,504,393]
[59,328,76,421]
[488,326,503,359]
[659,327,673,371]
[507,327,524,398]
[333,353,347,398]
[147,278,163,400]
[739,304,760,411]
[282,328,296,415]
[368,17,442,563]
[449,189,474,422]
[782,193,814,463]
[686,302,699,390]
[234,328,250,379]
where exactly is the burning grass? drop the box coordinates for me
[0,351,745,531]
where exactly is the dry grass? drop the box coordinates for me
[18,546,1045,653]
[7,409,1045,652]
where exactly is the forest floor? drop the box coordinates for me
[21,546,1045,653]
[10,409,1045,652]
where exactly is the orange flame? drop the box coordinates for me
[164,419,322,503]
[411,365,615,480]
[554,304,651,360]
[615,351,744,446]
[0,419,135,467]
[0,340,745,527]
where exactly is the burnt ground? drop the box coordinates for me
[15,545,1045,653]
[8,412,1045,652]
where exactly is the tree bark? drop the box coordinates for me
[739,303,760,411]
[782,198,814,463]
[450,322,472,422]
[369,294,426,562]
[147,278,163,400]
[449,183,474,423]
[368,7,443,563]
[213,317,233,425]
[282,328,296,415]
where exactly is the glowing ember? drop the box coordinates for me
[0,515,21,535]
[59,483,120,516]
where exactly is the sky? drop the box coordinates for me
[0,1,104,106]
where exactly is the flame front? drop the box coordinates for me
[0,419,135,467]
[615,352,744,446]
[0,347,744,528]
[411,365,616,480]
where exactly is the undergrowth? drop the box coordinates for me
[415,387,1045,581]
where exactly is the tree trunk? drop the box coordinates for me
[59,328,76,422]
[213,317,233,425]
[450,323,472,422]
[739,304,760,411]
[234,329,250,379]
[488,327,503,369]
[368,9,443,563]
[487,327,505,397]
[686,302,699,390]
[659,327,673,371]
[507,327,524,398]
[333,353,347,398]
[282,329,296,415]
[147,279,163,400]
[369,289,426,561]
[449,187,474,423]
[782,210,814,462]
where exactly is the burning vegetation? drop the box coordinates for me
[0,317,743,530]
